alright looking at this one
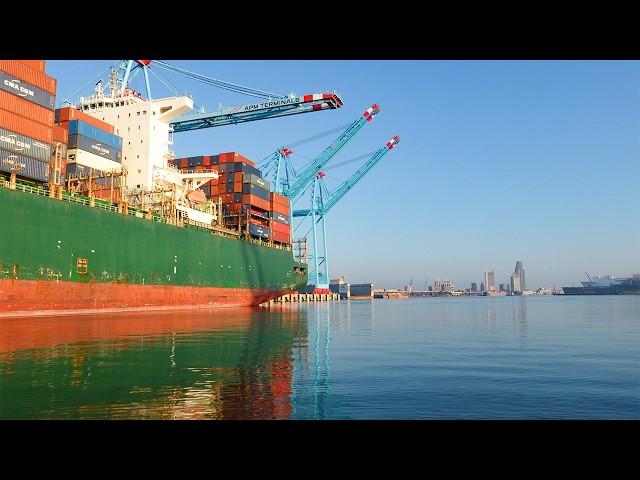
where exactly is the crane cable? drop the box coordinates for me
[153,60,283,100]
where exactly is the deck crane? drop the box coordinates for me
[259,104,381,202]
[112,60,344,131]
[292,135,400,290]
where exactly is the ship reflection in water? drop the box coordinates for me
[0,308,309,419]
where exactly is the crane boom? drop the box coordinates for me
[170,93,343,132]
[283,104,380,202]
[292,135,399,217]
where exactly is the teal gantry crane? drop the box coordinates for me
[292,135,400,290]
[258,104,381,202]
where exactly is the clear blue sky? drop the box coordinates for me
[47,60,640,290]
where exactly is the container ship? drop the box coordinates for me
[560,274,640,295]
[0,60,307,317]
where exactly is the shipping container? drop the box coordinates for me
[179,158,188,169]
[272,221,291,235]
[211,155,220,165]
[55,107,114,134]
[242,194,271,211]
[0,70,56,111]
[243,172,269,190]
[233,162,261,176]
[65,120,122,149]
[19,60,46,72]
[211,184,219,196]
[269,191,290,207]
[0,148,49,182]
[202,156,211,167]
[242,183,270,200]
[271,211,290,225]
[271,230,291,244]
[218,151,256,167]
[222,193,234,204]
[0,126,52,162]
[187,156,203,168]
[218,173,227,183]
[233,192,243,203]
[0,108,52,144]
[53,124,68,143]
[66,162,114,186]
[233,181,242,193]
[0,89,54,127]
[270,201,291,216]
[0,60,56,95]
[249,223,270,239]
[67,133,121,163]
[67,148,122,173]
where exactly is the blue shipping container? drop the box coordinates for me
[249,223,270,239]
[67,120,122,150]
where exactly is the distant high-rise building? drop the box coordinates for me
[511,273,521,293]
[480,282,485,292]
[499,283,506,292]
[443,279,453,292]
[434,278,442,292]
[515,260,526,291]
[484,271,495,292]
[471,282,478,292]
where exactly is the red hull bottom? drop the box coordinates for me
[0,279,292,318]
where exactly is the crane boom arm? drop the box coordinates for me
[170,93,343,132]
[284,103,380,202]
[292,135,399,217]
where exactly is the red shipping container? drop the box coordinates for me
[242,194,270,211]
[271,230,290,244]
[271,202,290,216]
[269,191,290,207]
[211,185,219,196]
[222,193,234,204]
[271,221,290,235]
[218,173,227,183]
[0,108,52,143]
[19,60,46,72]
[0,60,56,95]
[0,89,54,127]
[179,158,188,169]
[202,156,211,167]
[53,124,68,143]
[250,217,269,228]
[55,107,114,134]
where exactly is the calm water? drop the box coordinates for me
[0,296,638,419]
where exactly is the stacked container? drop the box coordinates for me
[0,60,56,182]
[55,107,122,174]
[269,192,292,245]
[172,150,292,246]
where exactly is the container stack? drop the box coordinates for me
[0,60,56,182]
[55,107,121,174]
[269,192,291,246]
[172,151,291,246]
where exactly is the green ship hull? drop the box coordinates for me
[0,184,307,315]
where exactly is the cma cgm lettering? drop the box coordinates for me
[0,71,56,110]
[0,128,52,163]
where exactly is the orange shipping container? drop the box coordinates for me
[222,193,234,204]
[218,173,227,183]
[269,192,290,208]
[0,108,53,143]
[55,107,114,134]
[19,60,46,72]
[271,221,291,235]
[271,230,290,244]
[0,89,54,127]
[53,124,68,143]
[242,194,270,211]
[0,60,56,95]
[211,185,219,196]
[271,201,290,216]
[233,181,242,193]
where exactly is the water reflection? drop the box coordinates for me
[0,308,308,420]
[513,299,528,340]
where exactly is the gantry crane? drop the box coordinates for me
[292,135,400,290]
[108,60,343,131]
[259,104,381,202]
